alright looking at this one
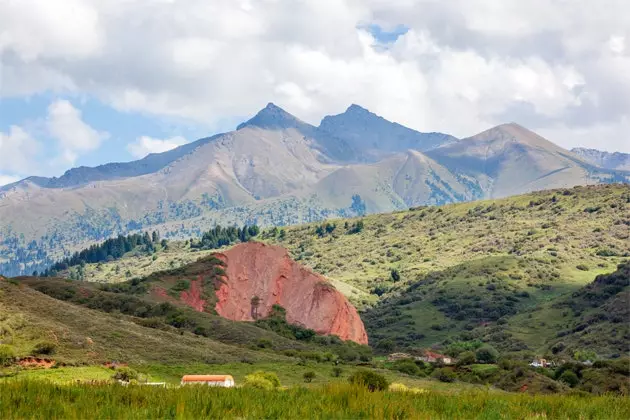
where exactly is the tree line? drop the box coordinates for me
[42,231,162,276]
[190,224,260,250]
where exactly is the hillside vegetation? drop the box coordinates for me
[46,184,630,359]
[0,277,283,366]
[269,184,629,357]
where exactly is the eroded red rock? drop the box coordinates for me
[213,242,368,344]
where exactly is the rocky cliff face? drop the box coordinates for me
[213,242,368,344]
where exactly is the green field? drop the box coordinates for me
[1,380,628,419]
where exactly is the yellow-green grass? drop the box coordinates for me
[1,380,628,419]
[0,280,287,366]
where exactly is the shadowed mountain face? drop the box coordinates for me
[319,104,458,161]
[1,104,628,276]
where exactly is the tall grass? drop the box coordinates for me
[1,380,628,419]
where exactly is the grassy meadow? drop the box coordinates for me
[2,380,629,420]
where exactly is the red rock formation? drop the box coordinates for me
[214,242,368,344]
[180,277,206,312]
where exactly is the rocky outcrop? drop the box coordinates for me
[214,242,368,344]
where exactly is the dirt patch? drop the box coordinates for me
[151,285,170,300]
[18,357,56,369]
[103,361,129,369]
[179,277,206,312]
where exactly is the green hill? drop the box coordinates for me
[266,184,629,357]
[0,276,284,366]
[32,184,630,359]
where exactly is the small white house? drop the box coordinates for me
[529,358,549,368]
[180,375,235,387]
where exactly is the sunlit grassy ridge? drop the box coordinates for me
[1,381,628,420]
[0,278,286,366]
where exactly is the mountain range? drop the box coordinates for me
[571,148,630,171]
[1,103,628,276]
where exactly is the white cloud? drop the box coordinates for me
[608,35,626,55]
[127,135,188,159]
[0,174,22,188]
[46,100,108,164]
[0,126,42,175]
[0,0,629,152]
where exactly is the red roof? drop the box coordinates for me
[181,375,234,382]
[424,351,448,359]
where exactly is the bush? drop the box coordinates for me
[331,367,343,378]
[112,367,138,382]
[256,338,273,349]
[456,351,476,367]
[303,371,316,383]
[432,368,457,383]
[392,360,420,376]
[0,345,15,367]
[475,345,499,364]
[31,341,56,356]
[559,370,579,388]
[348,370,389,391]
[244,371,281,390]
[576,264,589,271]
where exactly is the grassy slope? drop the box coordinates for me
[48,184,630,356]
[0,278,287,366]
[271,185,629,355]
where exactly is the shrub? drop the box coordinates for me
[476,345,499,364]
[31,341,56,356]
[244,371,281,390]
[392,360,420,376]
[348,370,389,391]
[331,367,343,378]
[456,351,476,367]
[303,371,316,383]
[256,338,273,349]
[559,370,579,388]
[576,264,589,271]
[112,367,138,382]
[0,345,15,367]
[432,368,456,383]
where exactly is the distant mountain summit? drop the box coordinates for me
[1,102,628,276]
[320,104,458,161]
[237,103,310,131]
[571,148,630,171]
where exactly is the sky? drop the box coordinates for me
[1,0,629,186]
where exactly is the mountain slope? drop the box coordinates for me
[1,104,629,277]
[0,276,285,365]
[426,123,622,198]
[571,148,630,171]
[319,104,458,161]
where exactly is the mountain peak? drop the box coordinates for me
[237,103,305,130]
[345,104,371,114]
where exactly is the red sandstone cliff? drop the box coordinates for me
[213,242,368,345]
